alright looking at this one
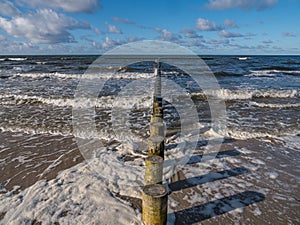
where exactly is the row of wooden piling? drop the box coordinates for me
[142,62,168,225]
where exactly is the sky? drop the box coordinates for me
[0,0,299,55]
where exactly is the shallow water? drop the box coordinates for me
[0,55,299,224]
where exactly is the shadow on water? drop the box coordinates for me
[173,191,265,225]
[169,167,248,192]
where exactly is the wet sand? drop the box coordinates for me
[168,138,299,224]
[0,131,83,192]
[0,131,299,224]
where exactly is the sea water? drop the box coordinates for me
[0,55,299,224]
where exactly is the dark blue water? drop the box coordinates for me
[0,55,299,140]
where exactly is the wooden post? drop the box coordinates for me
[150,115,163,123]
[145,155,163,185]
[153,96,163,118]
[142,184,168,225]
[153,96,163,107]
[154,61,162,97]
[150,122,165,137]
[153,101,162,109]
[153,106,163,118]
[148,136,164,158]
[142,61,167,225]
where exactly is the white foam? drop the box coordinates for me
[0,124,116,143]
[196,89,299,100]
[250,101,300,109]
[267,172,279,179]
[247,70,276,77]
[204,128,225,138]
[251,159,265,165]
[0,160,142,224]
[12,72,155,80]
[0,125,72,137]
[8,57,27,61]
[224,128,299,140]
[0,94,152,109]
[12,156,32,164]
[277,135,300,151]
[252,207,262,216]
[248,69,300,76]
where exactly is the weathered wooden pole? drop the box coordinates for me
[154,61,162,97]
[153,96,163,108]
[150,122,165,137]
[148,136,164,159]
[145,155,163,185]
[150,115,163,123]
[142,60,167,225]
[152,96,163,119]
[142,184,168,225]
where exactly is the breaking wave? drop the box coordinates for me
[194,89,299,100]
[0,94,151,109]
[250,101,300,109]
[11,72,155,80]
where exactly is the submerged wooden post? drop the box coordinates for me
[145,155,163,185]
[142,184,168,225]
[150,122,165,137]
[148,136,164,158]
[153,106,163,117]
[153,96,163,107]
[150,115,163,123]
[154,61,162,97]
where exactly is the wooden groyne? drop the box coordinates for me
[142,61,168,225]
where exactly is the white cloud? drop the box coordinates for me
[102,37,115,48]
[196,18,221,31]
[0,1,22,17]
[219,30,243,38]
[207,0,277,10]
[0,38,42,54]
[208,39,229,44]
[112,17,137,25]
[282,32,297,37]
[262,40,273,44]
[0,9,91,44]
[92,26,104,35]
[101,36,142,49]
[127,36,143,42]
[224,19,238,28]
[19,0,100,13]
[108,25,122,34]
[182,29,203,38]
[155,28,182,42]
[184,39,208,48]
[112,17,152,30]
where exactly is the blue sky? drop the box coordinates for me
[0,0,299,55]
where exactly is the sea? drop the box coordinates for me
[0,55,299,224]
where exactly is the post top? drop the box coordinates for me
[143,184,167,197]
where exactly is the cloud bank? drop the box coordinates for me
[196,18,221,31]
[0,1,22,17]
[0,9,90,43]
[207,0,277,10]
[20,0,100,13]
